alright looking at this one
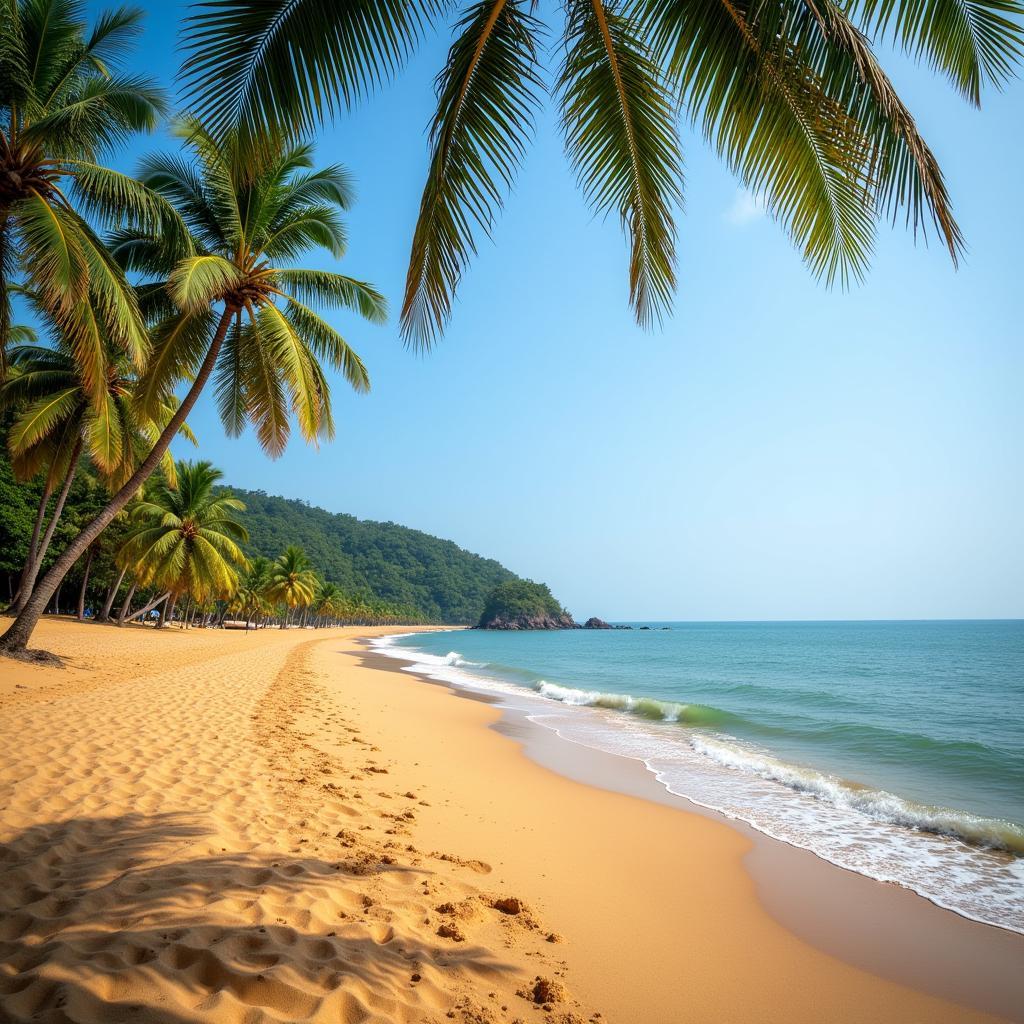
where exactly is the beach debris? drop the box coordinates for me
[518,976,565,1005]
[437,922,465,942]
[490,896,523,915]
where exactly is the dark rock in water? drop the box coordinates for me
[583,617,612,629]
[613,624,633,630]
[661,626,670,630]
[639,625,652,630]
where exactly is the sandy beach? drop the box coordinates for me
[1,619,1021,1024]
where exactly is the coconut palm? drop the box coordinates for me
[117,460,249,620]
[264,546,318,626]
[0,340,194,613]
[180,0,1023,347]
[229,555,273,629]
[0,0,169,382]
[0,123,385,655]
[314,581,345,627]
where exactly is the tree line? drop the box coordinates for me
[0,433,426,629]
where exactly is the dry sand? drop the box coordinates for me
[0,618,1019,1024]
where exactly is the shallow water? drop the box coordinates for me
[373,620,1024,933]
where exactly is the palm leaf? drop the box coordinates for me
[234,314,290,456]
[283,296,371,393]
[168,254,245,312]
[258,300,327,443]
[851,0,1024,103]
[402,0,544,348]
[179,0,444,144]
[135,306,216,416]
[558,0,683,328]
[16,191,89,306]
[275,268,387,322]
[8,386,81,455]
[85,387,124,472]
[646,0,878,286]
[214,315,248,436]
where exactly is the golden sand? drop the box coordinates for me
[0,619,1017,1023]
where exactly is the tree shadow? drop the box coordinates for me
[0,813,514,1022]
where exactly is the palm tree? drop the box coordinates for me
[229,555,272,629]
[0,123,385,655]
[0,339,194,613]
[180,0,1022,347]
[117,460,249,623]
[264,546,317,627]
[314,581,344,627]
[0,0,169,381]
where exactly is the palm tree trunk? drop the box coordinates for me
[10,480,53,609]
[99,567,127,622]
[76,548,94,620]
[122,591,170,624]
[0,308,235,655]
[160,594,178,629]
[9,437,83,616]
[117,581,138,625]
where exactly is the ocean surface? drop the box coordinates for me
[372,621,1024,933]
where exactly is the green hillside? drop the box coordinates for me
[228,488,516,623]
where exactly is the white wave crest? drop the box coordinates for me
[690,736,1024,853]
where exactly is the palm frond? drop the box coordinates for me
[214,316,248,436]
[234,314,290,456]
[645,0,878,285]
[85,387,124,472]
[559,0,683,328]
[257,300,327,444]
[16,191,89,306]
[851,0,1024,103]
[179,0,444,144]
[401,0,544,348]
[135,307,216,415]
[24,74,166,158]
[169,254,245,312]
[7,386,81,455]
[283,296,371,393]
[275,268,387,322]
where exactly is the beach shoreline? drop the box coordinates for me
[358,634,1024,1023]
[1,618,1021,1023]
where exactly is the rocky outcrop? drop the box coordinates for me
[582,617,612,629]
[479,612,578,630]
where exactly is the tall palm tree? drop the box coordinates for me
[0,0,168,381]
[180,0,1023,347]
[0,340,194,613]
[264,545,317,626]
[117,460,249,614]
[0,124,385,655]
[229,555,272,629]
[314,580,344,627]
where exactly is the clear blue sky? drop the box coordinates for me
[97,1,1022,621]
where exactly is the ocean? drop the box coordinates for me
[372,620,1024,933]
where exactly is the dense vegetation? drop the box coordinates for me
[227,488,516,623]
[478,579,569,627]
[0,425,519,624]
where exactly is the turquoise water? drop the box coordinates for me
[376,621,1024,931]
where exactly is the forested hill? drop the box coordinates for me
[228,488,516,623]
